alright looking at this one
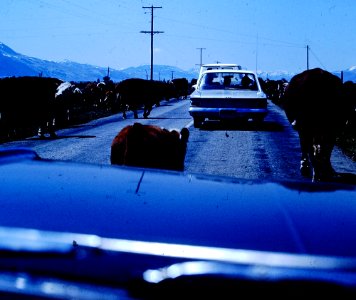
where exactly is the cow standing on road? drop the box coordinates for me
[171,78,189,99]
[54,81,83,127]
[281,68,351,182]
[115,78,178,119]
[0,76,62,140]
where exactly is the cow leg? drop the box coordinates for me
[37,126,46,139]
[300,156,311,177]
[37,117,47,139]
[49,128,57,138]
[311,135,336,182]
[37,117,57,139]
[120,103,128,119]
[48,118,57,138]
[298,130,312,178]
[143,105,152,119]
[143,106,148,118]
[128,104,139,119]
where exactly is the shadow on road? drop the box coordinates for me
[199,120,285,132]
[26,135,96,140]
[280,172,356,189]
[142,117,192,120]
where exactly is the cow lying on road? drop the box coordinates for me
[111,122,190,171]
[282,68,351,182]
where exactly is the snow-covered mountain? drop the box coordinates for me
[121,64,198,82]
[0,42,198,82]
[257,67,356,83]
[338,66,356,83]
[0,42,127,81]
[0,42,355,83]
[257,70,295,81]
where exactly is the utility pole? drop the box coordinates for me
[196,47,206,67]
[255,33,259,73]
[141,5,163,80]
[306,45,309,70]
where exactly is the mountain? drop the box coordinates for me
[257,70,295,81]
[257,67,356,83]
[122,65,198,82]
[0,43,126,82]
[0,42,198,82]
[0,42,355,83]
[339,66,356,83]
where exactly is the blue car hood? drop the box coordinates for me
[0,148,355,260]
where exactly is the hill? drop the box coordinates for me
[0,42,355,83]
[0,42,198,82]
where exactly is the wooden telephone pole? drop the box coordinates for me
[141,5,163,80]
[196,47,206,67]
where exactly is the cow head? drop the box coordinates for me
[111,122,189,171]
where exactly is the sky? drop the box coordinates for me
[0,0,355,74]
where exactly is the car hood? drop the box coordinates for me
[0,148,355,260]
[191,89,266,99]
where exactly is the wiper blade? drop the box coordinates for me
[0,226,100,254]
[0,271,129,300]
[141,261,356,298]
[2,226,356,298]
[144,260,356,286]
[2,226,356,271]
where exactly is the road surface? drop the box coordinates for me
[1,98,355,183]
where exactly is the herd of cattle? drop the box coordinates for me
[0,76,190,140]
[0,69,355,183]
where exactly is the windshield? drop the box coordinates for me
[0,1,356,298]
[200,72,258,90]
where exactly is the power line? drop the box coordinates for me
[309,46,327,70]
[140,5,163,80]
[157,15,305,49]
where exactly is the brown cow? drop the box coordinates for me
[282,68,351,182]
[111,122,190,171]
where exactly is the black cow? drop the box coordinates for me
[281,68,351,182]
[0,76,62,140]
[171,78,189,99]
[115,78,173,119]
[54,81,83,127]
[263,78,288,104]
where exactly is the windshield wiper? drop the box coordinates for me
[2,226,356,298]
